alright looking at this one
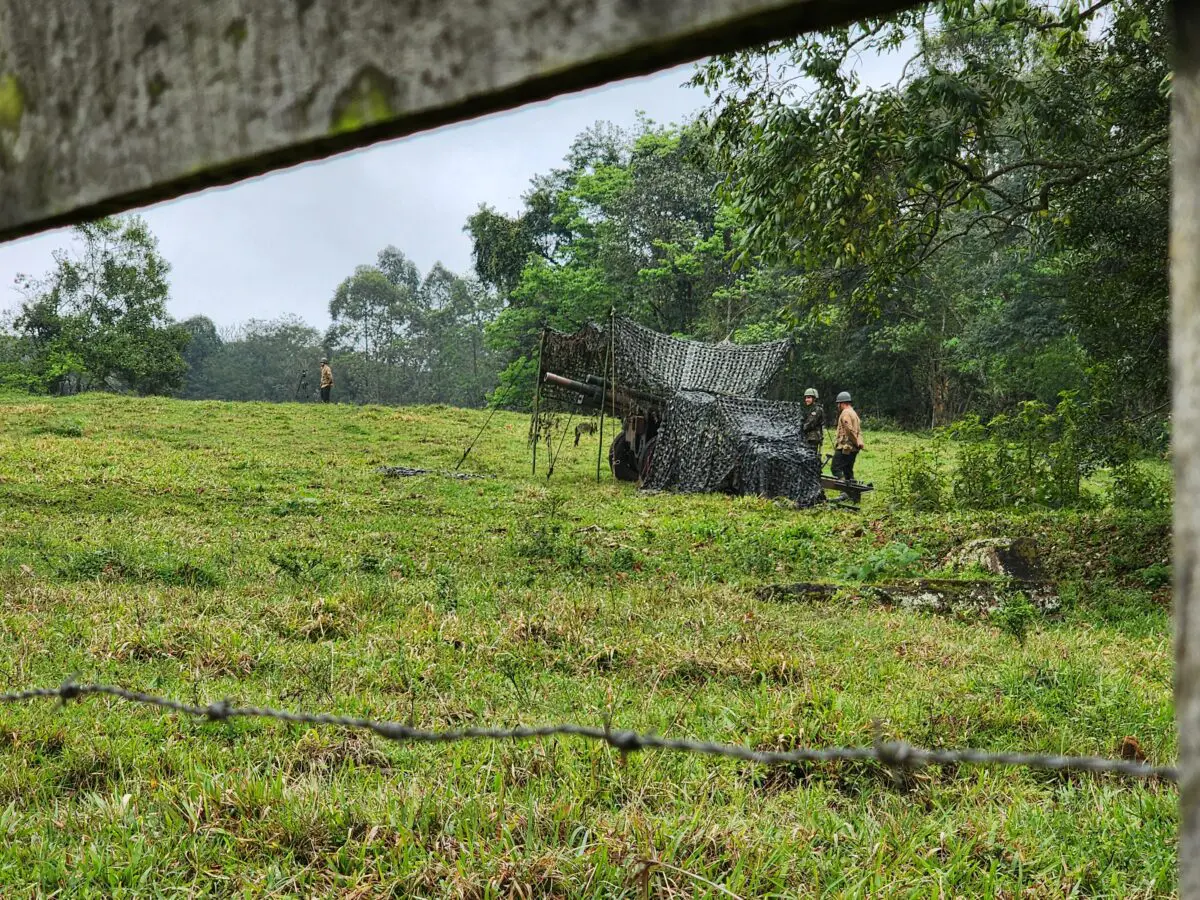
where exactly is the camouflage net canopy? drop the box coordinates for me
[537,315,824,507]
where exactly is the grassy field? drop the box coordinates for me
[0,393,1176,897]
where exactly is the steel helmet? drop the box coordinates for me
[836,391,852,403]
[804,387,819,399]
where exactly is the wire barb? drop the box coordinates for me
[58,675,81,704]
[0,682,1178,783]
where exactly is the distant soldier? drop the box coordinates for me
[832,391,864,501]
[319,358,334,403]
[801,387,824,453]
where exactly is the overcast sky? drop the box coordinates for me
[0,48,905,334]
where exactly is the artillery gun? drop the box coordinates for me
[541,371,663,482]
[535,315,875,508]
[542,369,874,505]
[818,457,875,508]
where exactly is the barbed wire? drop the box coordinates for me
[0,680,1177,783]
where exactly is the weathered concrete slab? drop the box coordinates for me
[0,0,918,242]
[942,537,1043,580]
[1173,1,1200,893]
[755,579,1059,614]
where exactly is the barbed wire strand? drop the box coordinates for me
[0,680,1177,782]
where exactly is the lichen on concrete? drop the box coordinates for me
[224,18,248,50]
[942,537,1042,580]
[329,65,397,135]
[146,73,170,107]
[0,73,24,136]
[758,578,1060,616]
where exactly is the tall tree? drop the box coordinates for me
[324,248,500,407]
[13,216,188,395]
[178,315,223,399]
[194,316,323,402]
[474,120,750,405]
[693,0,1170,403]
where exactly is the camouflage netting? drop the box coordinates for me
[642,392,824,506]
[611,316,791,397]
[537,322,612,412]
[537,315,824,507]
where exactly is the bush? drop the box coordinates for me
[841,542,923,582]
[1108,461,1170,510]
[887,440,948,512]
[946,393,1154,511]
[991,592,1038,645]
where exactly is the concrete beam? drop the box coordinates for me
[1175,0,1200,895]
[0,0,916,243]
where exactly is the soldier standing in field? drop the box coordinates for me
[319,358,334,403]
[832,391,864,501]
[802,387,824,454]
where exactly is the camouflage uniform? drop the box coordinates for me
[802,402,825,451]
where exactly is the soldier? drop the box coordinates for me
[832,391,864,501]
[801,387,824,453]
[319,358,334,403]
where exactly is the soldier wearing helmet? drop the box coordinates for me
[801,387,824,453]
[832,390,864,499]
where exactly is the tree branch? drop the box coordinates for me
[975,130,1168,186]
[1031,0,1119,31]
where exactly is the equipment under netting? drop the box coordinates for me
[531,313,857,508]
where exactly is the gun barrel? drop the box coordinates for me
[543,372,602,401]
[582,374,661,406]
[543,371,660,413]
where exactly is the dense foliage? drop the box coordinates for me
[692,0,1169,422]
[322,249,502,407]
[461,0,1169,430]
[182,250,502,407]
[3,218,189,395]
[1,0,1171,442]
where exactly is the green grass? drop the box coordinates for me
[0,394,1176,897]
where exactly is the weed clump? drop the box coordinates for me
[888,440,948,512]
[991,592,1039,644]
[55,547,223,588]
[841,542,924,582]
[508,495,587,570]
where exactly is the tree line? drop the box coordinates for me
[0,224,501,408]
[0,0,1171,443]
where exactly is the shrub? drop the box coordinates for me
[841,542,923,582]
[1108,462,1170,510]
[991,592,1038,645]
[887,440,948,512]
